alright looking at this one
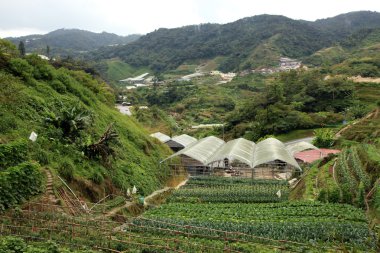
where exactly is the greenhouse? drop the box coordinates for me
[285,141,320,155]
[162,136,309,178]
[150,132,171,143]
[165,134,198,151]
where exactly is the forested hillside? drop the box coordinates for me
[0,39,171,211]
[92,11,380,72]
[6,29,140,57]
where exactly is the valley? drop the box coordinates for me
[1,9,380,253]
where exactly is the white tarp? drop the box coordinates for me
[150,132,171,143]
[207,138,255,167]
[162,136,225,164]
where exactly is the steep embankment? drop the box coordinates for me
[0,39,171,210]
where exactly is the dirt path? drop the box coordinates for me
[335,108,379,138]
[44,169,59,204]
[144,177,189,206]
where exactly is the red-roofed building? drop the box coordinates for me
[294,149,341,164]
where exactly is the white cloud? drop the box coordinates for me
[0,0,379,37]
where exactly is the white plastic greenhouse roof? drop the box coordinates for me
[207,138,255,167]
[286,141,320,155]
[163,136,225,164]
[252,138,301,170]
[171,134,197,147]
[163,136,302,170]
[150,132,171,143]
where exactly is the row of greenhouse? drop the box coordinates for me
[150,132,335,170]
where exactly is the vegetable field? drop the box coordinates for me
[136,177,377,251]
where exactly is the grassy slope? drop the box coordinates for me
[105,59,151,84]
[0,54,171,200]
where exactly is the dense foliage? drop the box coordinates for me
[6,29,140,57]
[0,236,95,253]
[0,38,172,204]
[0,162,43,211]
[228,70,354,140]
[92,11,380,72]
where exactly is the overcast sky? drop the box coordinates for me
[1,0,380,38]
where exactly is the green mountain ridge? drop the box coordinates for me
[6,28,141,57]
[91,11,380,72]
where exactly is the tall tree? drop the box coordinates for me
[18,41,25,56]
[46,45,50,58]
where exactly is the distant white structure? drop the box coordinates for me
[192,124,224,129]
[120,73,149,84]
[279,57,301,70]
[178,72,204,81]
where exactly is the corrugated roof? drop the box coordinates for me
[295,149,340,163]
[171,134,197,147]
[150,132,171,143]
[207,138,255,166]
[252,138,301,170]
[286,141,320,155]
[163,136,225,165]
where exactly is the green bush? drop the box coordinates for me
[0,162,43,211]
[0,139,28,170]
[327,187,341,203]
[58,159,74,182]
[90,170,104,184]
[312,128,335,148]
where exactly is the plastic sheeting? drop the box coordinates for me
[252,138,301,170]
[171,134,197,147]
[150,132,171,143]
[207,138,255,167]
[162,136,225,164]
[286,141,320,155]
[163,136,302,170]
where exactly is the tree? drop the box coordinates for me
[18,41,25,56]
[46,45,50,58]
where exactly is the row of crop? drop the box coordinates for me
[144,202,367,223]
[185,176,288,187]
[0,210,282,253]
[168,185,288,203]
[0,162,44,211]
[131,217,376,250]
[335,150,358,190]
[347,147,371,190]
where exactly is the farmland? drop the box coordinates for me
[134,177,376,252]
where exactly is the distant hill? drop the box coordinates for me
[311,11,380,39]
[6,28,141,57]
[91,11,380,72]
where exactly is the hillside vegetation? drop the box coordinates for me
[6,28,141,57]
[92,11,380,72]
[0,39,171,210]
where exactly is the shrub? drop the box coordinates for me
[58,159,74,182]
[0,139,28,170]
[328,187,341,203]
[0,162,43,211]
[50,80,67,93]
[90,170,104,184]
[312,128,335,148]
